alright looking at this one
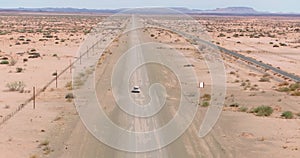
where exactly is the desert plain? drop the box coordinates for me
[0,12,299,158]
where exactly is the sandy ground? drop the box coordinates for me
[145,24,300,157]
[0,14,103,157]
[0,14,299,158]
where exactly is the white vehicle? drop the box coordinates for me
[131,86,141,93]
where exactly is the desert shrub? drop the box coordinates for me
[65,93,74,99]
[289,83,300,91]
[29,155,38,158]
[217,33,226,37]
[277,87,290,92]
[6,81,25,92]
[238,107,248,112]
[240,82,246,86]
[201,94,211,101]
[16,67,23,73]
[291,91,300,96]
[259,77,270,82]
[0,60,9,64]
[229,71,235,75]
[39,140,49,147]
[65,81,73,90]
[279,43,287,46]
[253,106,273,116]
[273,44,279,47]
[263,73,270,78]
[230,103,239,107]
[233,34,239,37]
[278,81,289,86]
[201,101,209,107]
[83,29,90,35]
[281,111,293,119]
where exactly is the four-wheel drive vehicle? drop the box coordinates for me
[131,86,141,93]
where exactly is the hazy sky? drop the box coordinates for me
[0,0,299,13]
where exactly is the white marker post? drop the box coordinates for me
[199,82,204,88]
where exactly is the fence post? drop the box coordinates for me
[33,86,36,109]
[55,70,58,88]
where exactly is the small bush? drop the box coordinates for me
[289,83,300,91]
[230,103,239,107]
[16,67,23,73]
[238,107,248,112]
[278,81,289,86]
[65,93,74,99]
[277,87,290,92]
[0,60,9,64]
[39,140,49,147]
[291,91,300,96]
[218,33,226,37]
[281,111,293,119]
[201,101,209,107]
[259,77,270,82]
[253,106,273,116]
[229,71,235,75]
[65,81,73,90]
[240,82,246,86]
[279,43,287,46]
[29,155,38,158]
[201,94,211,101]
[6,81,25,92]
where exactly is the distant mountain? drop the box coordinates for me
[0,7,298,15]
[0,7,119,13]
[206,7,259,14]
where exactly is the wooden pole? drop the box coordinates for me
[55,70,58,88]
[33,86,36,109]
